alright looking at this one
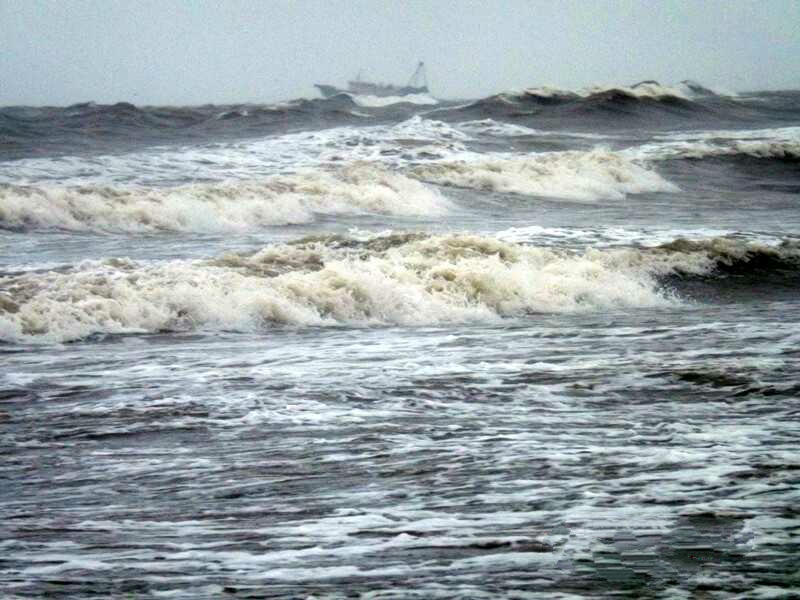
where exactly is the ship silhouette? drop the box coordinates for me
[315,62,428,98]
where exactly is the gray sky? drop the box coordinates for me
[2,0,799,106]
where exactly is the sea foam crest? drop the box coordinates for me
[0,234,676,342]
[5,233,794,343]
[626,126,800,161]
[0,164,449,233]
[409,151,679,201]
[584,82,692,100]
[512,81,692,101]
[630,139,800,162]
[349,93,439,107]
[455,119,541,137]
[0,117,472,187]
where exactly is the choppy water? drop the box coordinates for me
[2,82,799,598]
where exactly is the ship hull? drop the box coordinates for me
[315,83,428,98]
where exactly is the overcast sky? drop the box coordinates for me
[2,0,799,106]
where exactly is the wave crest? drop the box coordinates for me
[0,164,449,232]
[3,233,796,342]
[518,81,692,102]
[0,233,674,342]
[409,151,678,200]
[635,139,800,162]
[654,237,800,276]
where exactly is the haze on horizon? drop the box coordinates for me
[2,0,799,107]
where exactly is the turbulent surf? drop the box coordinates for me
[2,81,799,598]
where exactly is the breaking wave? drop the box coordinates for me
[652,237,800,277]
[464,81,699,113]
[632,139,800,162]
[0,95,429,161]
[0,116,473,187]
[3,232,796,343]
[409,151,678,200]
[623,126,800,165]
[0,164,449,232]
[455,120,541,137]
[518,81,692,102]
[433,80,743,125]
[0,233,676,342]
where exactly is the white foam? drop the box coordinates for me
[630,138,800,161]
[456,119,614,140]
[519,85,579,99]
[0,164,449,232]
[495,225,783,248]
[456,120,541,137]
[349,93,439,107]
[21,558,113,575]
[655,126,800,143]
[409,150,679,201]
[585,82,691,100]
[0,117,474,187]
[0,233,678,342]
[622,126,800,162]
[684,139,798,160]
[388,115,471,141]
[509,82,692,101]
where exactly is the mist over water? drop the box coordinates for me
[2,81,800,598]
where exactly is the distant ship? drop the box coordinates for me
[315,62,429,98]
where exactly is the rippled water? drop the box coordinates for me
[2,85,799,598]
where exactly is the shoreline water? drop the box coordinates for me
[2,83,799,597]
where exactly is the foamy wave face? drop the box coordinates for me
[585,82,691,100]
[630,139,800,162]
[518,85,579,99]
[0,117,473,187]
[652,237,800,273]
[628,126,800,162]
[409,151,679,201]
[456,119,613,140]
[0,164,449,232]
[512,82,692,101]
[456,120,541,137]
[657,126,800,143]
[0,234,677,342]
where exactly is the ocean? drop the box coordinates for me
[1,82,799,598]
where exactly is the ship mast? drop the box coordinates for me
[407,62,427,89]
